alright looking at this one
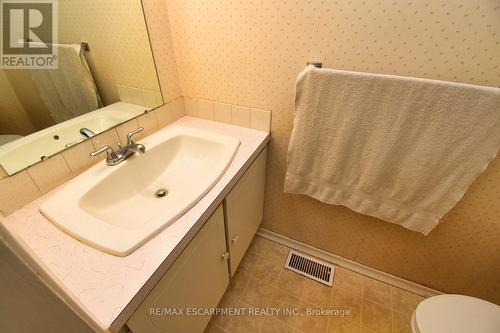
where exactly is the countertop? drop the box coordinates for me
[0,116,270,332]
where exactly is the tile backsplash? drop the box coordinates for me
[27,155,73,195]
[183,97,271,132]
[0,171,41,216]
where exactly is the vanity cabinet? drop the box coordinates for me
[127,205,229,333]
[225,148,267,276]
[127,147,267,333]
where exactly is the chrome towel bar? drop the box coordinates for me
[307,61,322,68]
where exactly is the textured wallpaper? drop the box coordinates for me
[162,0,500,303]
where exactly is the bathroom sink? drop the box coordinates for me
[40,125,240,256]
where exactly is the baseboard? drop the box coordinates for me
[256,227,442,298]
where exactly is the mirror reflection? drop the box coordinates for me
[0,0,163,175]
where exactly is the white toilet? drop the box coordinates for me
[411,294,500,333]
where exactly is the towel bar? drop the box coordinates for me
[24,39,90,52]
[307,61,322,68]
[306,61,500,88]
[81,42,90,51]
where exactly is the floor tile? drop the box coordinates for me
[211,236,420,333]
[390,287,423,314]
[278,269,306,298]
[253,252,284,286]
[238,251,260,276]
[225,270,250,303]
[293,301,330,333]
[246,237,267,257]
[264,240,289,259]
[241,277,275,308]
[300,278,333,307]
[362,277,391,307]
[212,296,238,330]
[204,321,226,333]
[333,267,363,297]
[328,316,361,333]
[330,286,362,323]
[226,310,264,333]
[269,288,303,328]
[260,316,294,333]
[361,327,378,333]
[392,310,413,333]
[361,300,392,333]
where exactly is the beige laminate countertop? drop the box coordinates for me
[0,116,270,332]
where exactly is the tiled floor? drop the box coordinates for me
[205,236,425,333]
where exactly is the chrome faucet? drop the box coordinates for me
[65,127,96,148]
[80,128,95,138]
[90,127,146,166]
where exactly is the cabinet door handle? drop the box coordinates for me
[231,236,239,243]
[221,252,230,260]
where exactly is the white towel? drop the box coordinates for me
[285,66,500,234]
[30,44,102,123]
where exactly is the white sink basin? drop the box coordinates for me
[40,125,240,256]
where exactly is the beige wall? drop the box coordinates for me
[59,0,161,106]
[0,71,35,135]
[164,0,500,304]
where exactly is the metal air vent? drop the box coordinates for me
[284,249,334,286]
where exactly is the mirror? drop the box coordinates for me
[0,0,163,175]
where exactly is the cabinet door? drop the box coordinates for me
[225,148,267,276]
[127,205,229,333]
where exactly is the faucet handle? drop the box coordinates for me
[127,127,144,145]
[90,145,116,159]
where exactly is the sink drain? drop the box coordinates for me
[155,188,168,198]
